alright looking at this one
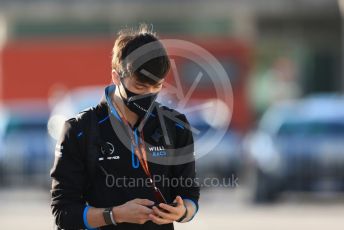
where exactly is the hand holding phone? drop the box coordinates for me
[147,202,178,211]
[149,196,187,225]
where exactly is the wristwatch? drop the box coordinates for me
[103,207,117,226]
[176,205,188,223]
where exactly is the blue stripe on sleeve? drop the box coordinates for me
[182,198,199,221]
[175,123,184,129]
[98,115,109,124]
[83,205,96,230]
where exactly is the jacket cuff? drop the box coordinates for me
[182,198,199,221]
[83,205,97,230]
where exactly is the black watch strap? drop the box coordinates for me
[176,205,188,223]
[103,207,117,226]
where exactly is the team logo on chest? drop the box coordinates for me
[99,142,120,161]
[148,145,167,157]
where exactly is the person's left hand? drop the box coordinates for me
[149,196,186,225]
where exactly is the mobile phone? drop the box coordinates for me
[147,202,178,209]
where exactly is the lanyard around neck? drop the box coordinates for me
[112,100,152,178]
[110,92,168,203]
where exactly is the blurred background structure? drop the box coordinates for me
[0,0,344,229]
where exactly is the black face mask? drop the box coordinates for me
[118,78,158,120]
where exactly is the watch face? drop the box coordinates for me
[103,208,114,225]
